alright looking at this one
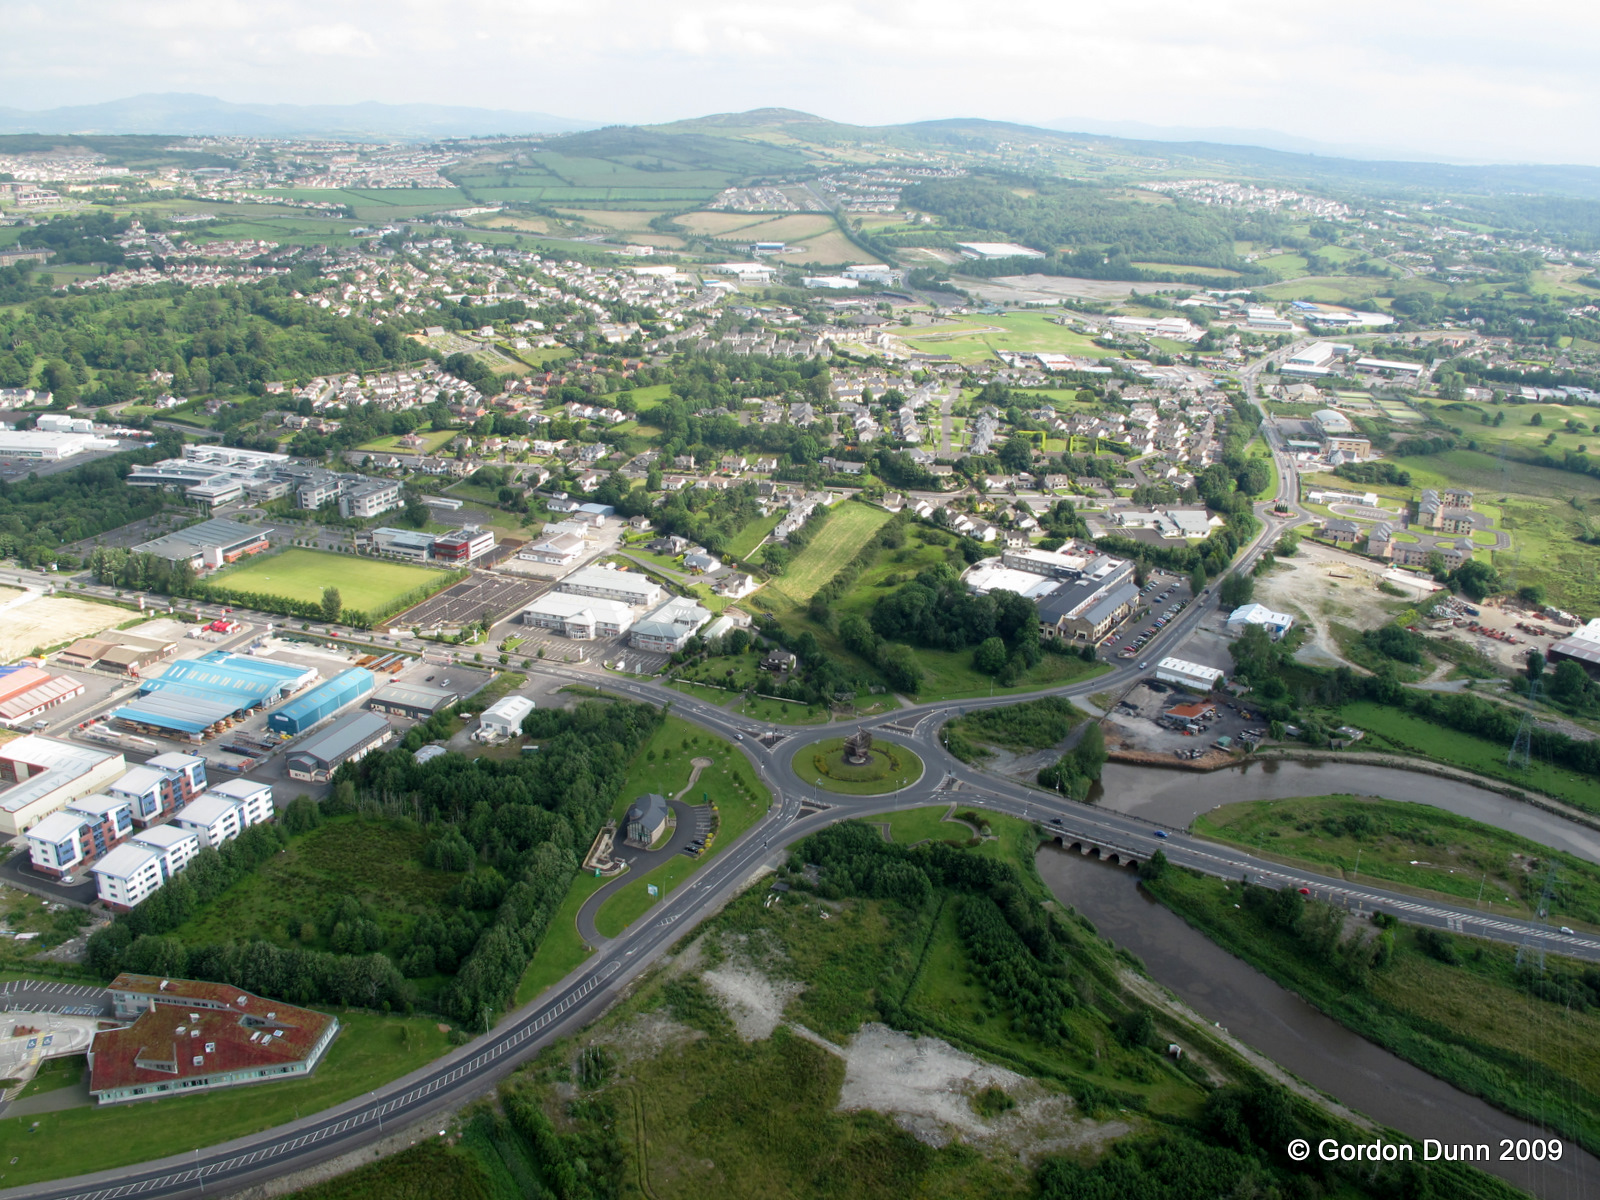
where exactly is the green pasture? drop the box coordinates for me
[207,549,447,613]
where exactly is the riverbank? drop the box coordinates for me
[1143,865,1600,1160]
[1038,847,1600,1199]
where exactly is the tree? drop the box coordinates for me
[973,636,1008,676]
[1449,558,1501,601]
[1526,649,1545,683]
[1550,659,1589,704]
[321,586,342,623]
[1190,564,1209,595]
[402,494,430,528]
[1218,572,1254,609]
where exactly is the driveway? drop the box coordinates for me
[574,798,707,946]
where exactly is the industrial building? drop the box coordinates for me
[476,695,535,741]
[1226,603,1295,640]
[0,665,85,727]
[518,531,587,566]
[1155,657,1225,693]
[285,711,392,782]
[630,597,712,653]
[556,565,663,608]
[364,527,438,561]
[1549,619,1600,679]
[0,735,126,836]
[266,668,376,735]
[111,653,317,739]
[58,629,177,676]
[131,518,274,572]
[0,430,119,461]
[519,593,635,640]
[366,680,458,720]
[89,977,338,1104]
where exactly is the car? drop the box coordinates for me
[1154,830,1168,839]
[1298,888,1311,895]
[1560,926,1575,935]
[61,875,75,884]
[425,675,435,682]
[1139,661,1149,669]
[735,733,744,740]
[441,679,451,687]
[1050,817,1062,825]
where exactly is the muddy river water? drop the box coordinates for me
[1036,755,1600,1197]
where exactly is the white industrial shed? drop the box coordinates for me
[476,695,535,741]
[1155,657,1225,693]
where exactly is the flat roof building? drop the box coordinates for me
[557,565,663,608]
[91,976,339,1105]
[132,518,273,571]
[630,596,712,653]
[266,668,375,736]
[1226,603,1295,640]
[0,735,126,837]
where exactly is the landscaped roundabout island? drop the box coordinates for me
[791,730,924,795]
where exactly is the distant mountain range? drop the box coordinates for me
[0,93,594,138]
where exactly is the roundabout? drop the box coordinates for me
[790,730,925,795]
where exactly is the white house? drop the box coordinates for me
[1226,603,1295,640]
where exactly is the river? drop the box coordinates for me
[1036,848,1599,1198]
[1092,759,1600,865]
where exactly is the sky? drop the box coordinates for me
[4,0,1597,164]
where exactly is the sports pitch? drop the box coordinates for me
[206,549,445,614]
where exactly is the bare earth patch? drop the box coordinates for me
[702,960,804,1040]
[593,1010,704,1066]
[0,590,128,660]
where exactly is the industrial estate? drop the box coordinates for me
[0,80,1597,1200]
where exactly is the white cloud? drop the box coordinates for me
[291,23,379,57]
[3,0,1599,163]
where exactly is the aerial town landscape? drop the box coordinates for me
[0,7,1599,1200]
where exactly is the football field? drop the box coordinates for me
[207,549,446,614]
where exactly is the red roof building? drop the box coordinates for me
[90,975,339,1104]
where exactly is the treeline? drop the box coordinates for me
[0,432,183,566]
[84,822,412,1011]
[1037,723,1107,800]
[862,561,1047,687]
[346,699,663,1022]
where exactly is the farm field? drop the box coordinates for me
[900,311,1112,364]
[766,229,866,266]
[726,511,781,559]
[0,591,129,660]
[205,548,446,614]
[766,503,892,605]
[674,210,779,237]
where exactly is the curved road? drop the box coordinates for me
[14,351,1598,1198]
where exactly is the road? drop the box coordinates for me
[12,342,1597,1198]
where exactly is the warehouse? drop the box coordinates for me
[1226,603,1295,640]
[285,711,392,782]
[112,652,317,739]
[365,680,458,720]
[0,735,127,837]
[476,695,535,741]
[556,565,663,608]
[519,592,635,639]
[267,668,376,735]
[132,518,274,571]
[1155,657,1225,693]
[0,665,85,727]
[57,630,176,675]
[0,430,117,461]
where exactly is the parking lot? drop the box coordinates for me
[389,573,549,634]
[1107,572,1194,664]
[499,619,671,675]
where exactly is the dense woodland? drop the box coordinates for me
[85,699,664,1024]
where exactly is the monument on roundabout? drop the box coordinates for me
[843,727,873,764]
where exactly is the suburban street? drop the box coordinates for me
[13,353,1599,1198]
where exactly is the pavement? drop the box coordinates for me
[575,798,707,947]
[14,340,1600,1198]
